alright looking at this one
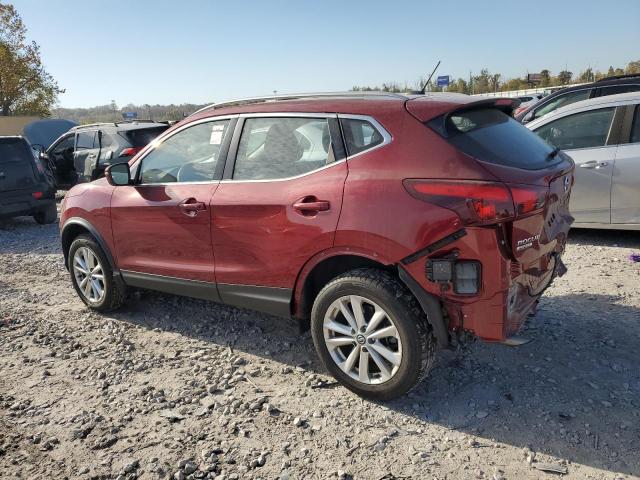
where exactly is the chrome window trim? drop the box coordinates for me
[132,115,237,186]
[338,114,392,159]
[238,112,337,119]
[220,158,347,184]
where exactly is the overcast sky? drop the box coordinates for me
[12,0,640,108]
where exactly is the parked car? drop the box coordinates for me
[44,120,170,189]
[527,91,640,229]
[0,136,57,224]
[59,92,574,399]
[516,74,640,124]
[513,93,544,116]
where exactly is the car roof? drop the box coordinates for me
[70,121,169,132]
[186,91,480,124]
[526,91,640,128]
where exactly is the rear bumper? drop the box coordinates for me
[402,227,566,342]
[0,191,55,219]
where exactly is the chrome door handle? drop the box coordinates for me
[596,161,608,168]
[579,161,597,169]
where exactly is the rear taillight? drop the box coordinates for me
[32,191,43,199]
[119,147,143,157]
[403,179,548,226]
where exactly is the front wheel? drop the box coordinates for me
[68,234,126,311]
[311,268,436,400]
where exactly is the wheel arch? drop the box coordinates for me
[61,218,116,272]
[293,249,393,320]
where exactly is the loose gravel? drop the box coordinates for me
[1,210,639,480]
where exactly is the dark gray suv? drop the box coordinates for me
[45,120,169,188]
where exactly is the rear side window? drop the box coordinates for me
[233,117,334,181]
[534,108,614,150]
[123,126,169,147]
[76,131,96,149]
[0,139,30,164]
[599,85,640,96]
[340,118,384,156]
[431,108,557,170]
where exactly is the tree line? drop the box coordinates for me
[352,60,640,95]
[51,102,209,124]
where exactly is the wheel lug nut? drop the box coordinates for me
[368,338,375,344]
[350,329,355,335]
[360,326,366,333]
[361,347,368,352]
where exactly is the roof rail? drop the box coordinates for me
[114,119,163,125]
[189,91,408,117]
[596,73,640,82]
[72,122,115,130]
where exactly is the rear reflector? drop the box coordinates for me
[119,147,143,157]
[404,179,548,226]
[32,191,43,199]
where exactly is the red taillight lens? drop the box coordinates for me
[119,147,143,157]
[32,191,43,199]
[511,185,548,215]
[403,179,548,226]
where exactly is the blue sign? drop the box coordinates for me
[436,75,450,87]
[122,111,137,120]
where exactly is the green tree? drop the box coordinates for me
[578,67,594,83]
[626,60,640,74]
[539,69,551,87]
[557,70,573,85]
[0,3,63,116]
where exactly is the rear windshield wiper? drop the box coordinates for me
[547,146,561,161]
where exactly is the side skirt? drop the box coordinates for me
[120,271,293,318]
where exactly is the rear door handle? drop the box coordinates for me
[178,198,206,217]
[293,196,330,215]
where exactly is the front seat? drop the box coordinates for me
[256,123,303,179]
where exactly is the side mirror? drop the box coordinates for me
[522,111,533,123]
[39,152,49,161]
[105,162,131,186]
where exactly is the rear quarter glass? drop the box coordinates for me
[429,108,559,170]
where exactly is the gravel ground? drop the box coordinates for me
[1,209,639,480]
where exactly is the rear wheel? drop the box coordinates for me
[311,268,436,400]
[33,202,57,224]
[68,234,126,311]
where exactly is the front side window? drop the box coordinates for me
[534,107,615,150]
[340,118,384,156]
[139,119,230,184]
[533,89,591,119]
[52,135,75,154]
[233,117,333,181]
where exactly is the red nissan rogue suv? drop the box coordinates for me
[59,92,574,400]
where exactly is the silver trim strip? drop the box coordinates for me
[190,91,408,117]
[219,159,347,184]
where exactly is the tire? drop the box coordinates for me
[68,234,126,311]
[33,202,57,224]
[311,268,436,401]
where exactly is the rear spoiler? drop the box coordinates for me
[424,97,521,139]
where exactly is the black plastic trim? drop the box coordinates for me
[121,270,221,302]
[606,106,627,146]
[398,266,449,348]
[401,229,467,265]
[618,104,637,145]
[61,217,116,272]
[218,283,292,317]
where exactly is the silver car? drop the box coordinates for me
[527,92,640,230]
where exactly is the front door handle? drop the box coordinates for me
[179,198,206,217]
[293,196,330,215]
[579,160,609,169]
